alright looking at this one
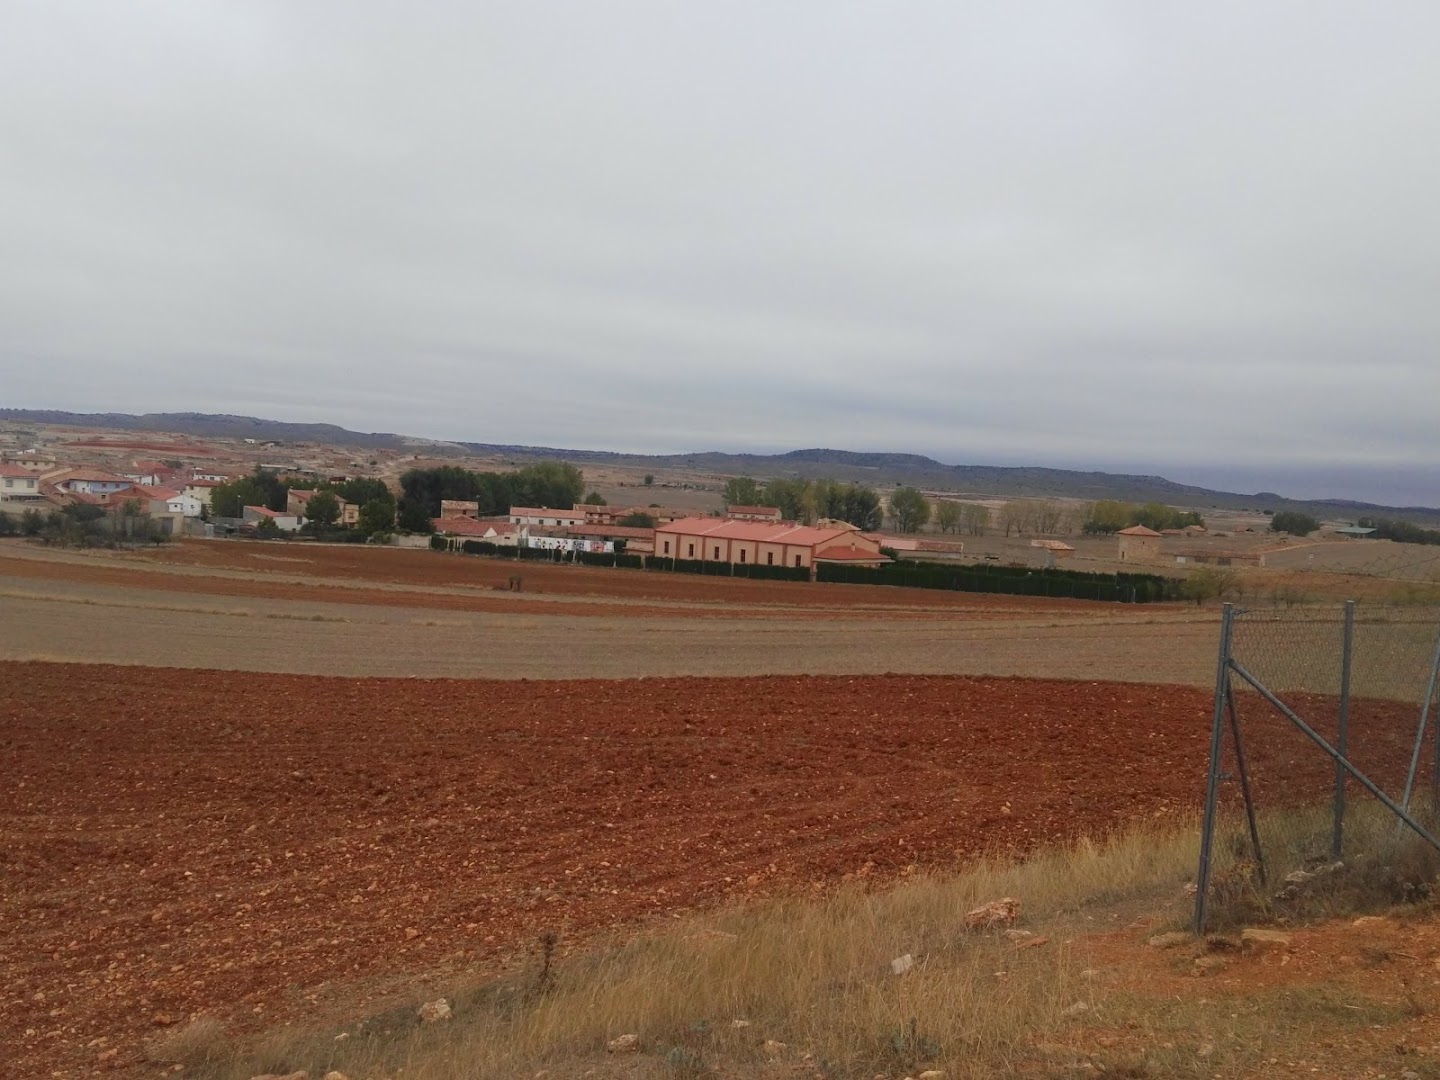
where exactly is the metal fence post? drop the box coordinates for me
[1194,603,1236,935]
[1333,600,1355,859]
[1403,624,1440,812]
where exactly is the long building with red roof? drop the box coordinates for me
[655,517,888,572]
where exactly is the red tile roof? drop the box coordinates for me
[509,506,587,520]
[0,464,38,479]
[244,505,283,518]
[814,545,892,562]
[1117,525,1162,537]
[432,517,519,536]
[657,517,864,548]
[565,524,656,540]
[52,469,133,485]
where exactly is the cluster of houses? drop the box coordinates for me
[430,500,937,574]
[0,452,229,535]
[0,449,363,538]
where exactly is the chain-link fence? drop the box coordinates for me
[1195,602,1440,932]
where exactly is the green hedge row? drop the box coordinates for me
[439,537,1171,602]
[645,557,810,582]
[816,560,1179,603]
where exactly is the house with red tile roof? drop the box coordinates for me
[48,469,134,497]
[1116,524,1162,563]
[0,463,43,503]
[655,517,888,573]
[242,505,302,531]
[286,488,359,526]
[432,517,524,545]
[724,505,783,522]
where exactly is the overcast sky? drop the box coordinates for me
[3,2,1438,503]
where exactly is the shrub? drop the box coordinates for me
[1270,511,1320,536]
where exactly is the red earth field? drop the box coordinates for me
[4,664,1217,1078]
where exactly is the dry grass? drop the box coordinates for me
[144,1016,232,1067]
[202,826,1203,1080]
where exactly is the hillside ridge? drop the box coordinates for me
[3,408,1435,522]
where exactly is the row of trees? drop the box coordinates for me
[723,476,885,531]
[395,461,585,533]
[210,461,594,538]
[719,477,1212,538]
[211,470,398,537]
[1082,500,1205,535]
[1357,516,1440,546]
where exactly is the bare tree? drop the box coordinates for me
[960,503,990,536]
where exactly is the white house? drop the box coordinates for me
[508,506,588,527]
[183,479,220,506]
[0,464,43,502]
[53,470,134,496]
[161,492,203,517]
[191,470,229,483]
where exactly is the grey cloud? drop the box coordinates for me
[2,1,1438,502]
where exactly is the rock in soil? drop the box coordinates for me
[417,998,452,1024]
[1148,931,1192,950]
[965,897,1021,929]
[1241,928,1293,952]
[607,1034,640,1054]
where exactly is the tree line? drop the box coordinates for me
[719,479,1215,539]
[394,461,584,532]
[722,476,886,531]
[1081,500,1205,534]
[1357,516,1440,546]
[209,461,586,537]
[211,470,398,537]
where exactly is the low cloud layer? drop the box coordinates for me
[3,2,1437,502]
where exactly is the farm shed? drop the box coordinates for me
[439,499,481,519]
[1030,539,1075,560]
[1116,525,1162,563]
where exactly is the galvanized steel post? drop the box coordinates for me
[1194,602,1236,935]
[1333,600,1355,859]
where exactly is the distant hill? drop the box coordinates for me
[0,409,412,450]
[4,409,1436,524]
[459,444,1440,524]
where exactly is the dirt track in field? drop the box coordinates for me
[3,664,1215,1077]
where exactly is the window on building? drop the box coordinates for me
[688,543,694,558]
[766,552,774,565]
[795,554,802,568]
[714,546,720,559]
[663,540,670,555]
[739,549,747,563]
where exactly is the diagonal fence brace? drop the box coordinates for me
[1228,659,1440,855]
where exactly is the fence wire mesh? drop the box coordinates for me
[1196,603,1440,932]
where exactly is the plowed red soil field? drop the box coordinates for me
[4,664,1213,1078]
